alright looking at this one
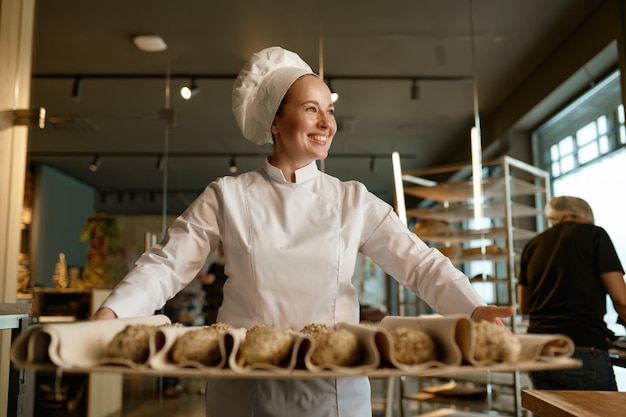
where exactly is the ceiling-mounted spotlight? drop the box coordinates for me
[229,156,238,173]
[132,34,168,52]
[71,77,82,101]
[326,78,339,103]
[410,79,420,101]
[12,107,46,129]
[180,78,199,100]
[89,155,101,172]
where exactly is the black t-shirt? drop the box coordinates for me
[519,222,624,349]
[202,263,228,309]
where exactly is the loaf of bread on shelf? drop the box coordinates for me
[437,245,463,259]
[472,320,521,362]
[307,328,362,367]
[237,324,295,367]
[107,324,160,363]
[390,327,438,365]
[463,245,507,256]
[170,327,222,366]
[413,219,452,235]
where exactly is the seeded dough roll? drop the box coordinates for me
[208,322,231,333]
[390,327,437,365]
[310,328,362,367]
[300,323,333,338]
[238,324,295,367]
[170,327,222,366]
[473,320,521,362]
[107,324,159,363]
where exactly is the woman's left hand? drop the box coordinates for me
[471,305,515,326]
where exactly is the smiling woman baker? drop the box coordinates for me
[91,46,513,417]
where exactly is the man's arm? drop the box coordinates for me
[602,271,626,324]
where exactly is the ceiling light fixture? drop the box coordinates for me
[71,77,82,100]
[410,79,420,101]
[391,151,407,227]
[229,156,237,173]
[12,107,46,129]
[180,78,199,100]
[469,0,483,230]
[132,35,168,52]
[89,155,101,172]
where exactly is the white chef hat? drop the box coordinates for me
[544,195,594,225]
[232,47,316,145]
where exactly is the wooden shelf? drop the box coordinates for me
[416,226,537,244]
[407,200,542,223]
[404,176,545,203]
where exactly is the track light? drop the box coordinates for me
[133,35,168,52]
[71,77,82,100]
[410,79,419,101]
[12,107,46,129]
[229,156,237,173]
[180,78,199,100]
[89,155,101,172]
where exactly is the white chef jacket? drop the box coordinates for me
[102,158,486,417]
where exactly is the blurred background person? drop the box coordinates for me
[199,242,228,324]
[518,195,626,390]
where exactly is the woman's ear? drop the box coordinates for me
[270,119,279,134]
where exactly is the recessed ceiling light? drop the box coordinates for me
[132,35,167,52]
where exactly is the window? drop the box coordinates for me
[534,70,623,180]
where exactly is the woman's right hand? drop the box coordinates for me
[90,306,117,321]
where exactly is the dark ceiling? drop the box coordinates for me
[26,0,608,214]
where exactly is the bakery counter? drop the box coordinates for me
[522,389,626,417]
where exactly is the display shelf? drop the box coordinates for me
[404,176,545,203]
[405,390,517,416]
[406,200,542,223]
[393,155,551,417]
[416,226,537,244]
[440,252,510,265]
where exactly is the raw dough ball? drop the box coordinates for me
[300,323,333,338]
[170,327,222,366]
[238,324,295,367]
[107,324,159,363]
[310,329,362,367]
[473,321,521,362]
[390,327,437,365]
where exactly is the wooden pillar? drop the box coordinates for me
[0,0,36,415]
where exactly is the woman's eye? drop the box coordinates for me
[306,106,317,112]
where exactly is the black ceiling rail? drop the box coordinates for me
[32,73,472,83]
[28,151,415,159]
